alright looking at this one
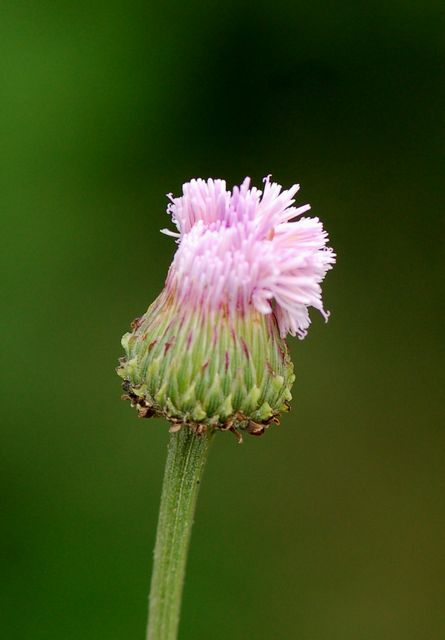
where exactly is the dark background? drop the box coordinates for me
[2,2,444,639]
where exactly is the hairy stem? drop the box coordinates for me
[146,427,214,640]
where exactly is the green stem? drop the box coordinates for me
[146,427,214,640]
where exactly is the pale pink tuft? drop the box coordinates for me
[160,177,336,339]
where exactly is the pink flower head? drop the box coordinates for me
[161,176,335,339]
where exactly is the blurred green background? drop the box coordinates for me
[2,2,444,639]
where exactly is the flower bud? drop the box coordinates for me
[117,177,335,439]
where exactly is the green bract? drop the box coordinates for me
[117,290,295,439]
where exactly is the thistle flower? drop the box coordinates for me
[117,176,335,439]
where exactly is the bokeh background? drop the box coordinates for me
[2,2,444,639]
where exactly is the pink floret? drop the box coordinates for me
[161,177,336,339]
